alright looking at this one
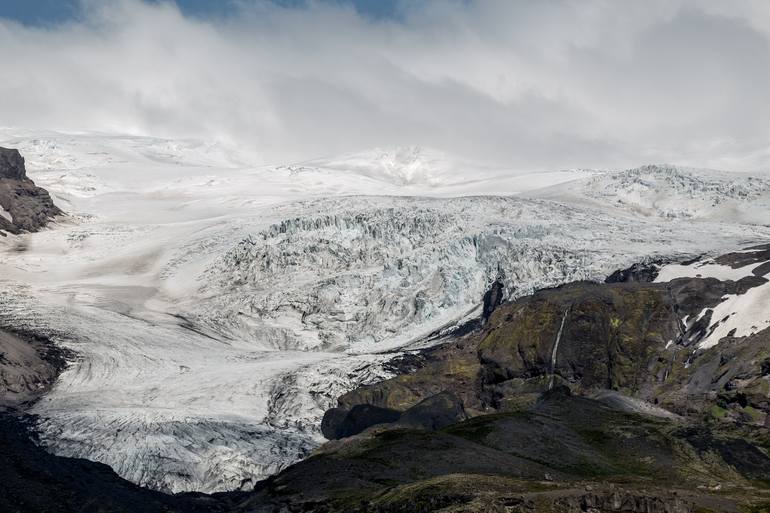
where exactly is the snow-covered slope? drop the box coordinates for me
[298,146,460,186]
[532,164,770,225]
[286,146,598,195]
[1,130,769,493]
[654,247,770,350]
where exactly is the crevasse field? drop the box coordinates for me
[1,129,769,493]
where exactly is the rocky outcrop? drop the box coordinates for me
[0,329,72,408]
[322,404,401,439]
[325,246,770,439]
[0,147,27,180]
[0,147,62,234]
[482,277,505,321]
[604,260,663,283]
[322,391,468,439]
[0,414,226,513]
[554,491,693,513]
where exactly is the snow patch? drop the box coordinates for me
[655,250,770,349]
[697,280,770,349]
[0,205,12,223]
[655,261,760,282]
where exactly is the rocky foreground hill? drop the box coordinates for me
[3,244,770,512]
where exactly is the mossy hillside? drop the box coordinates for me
[244,393,770,512]
[367,474,558,513]
[669,328,770,422]
[479,283,678,394]
[336,338,484,414]
[325,277,770,460]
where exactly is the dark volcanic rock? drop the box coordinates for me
[605,260,663,283]
[482,278,505,321]
[0,414,226,513]
[321,407,350,439]
[0,147,27,180]
[0,147,62,234]
[322,404,402,439]
[478,281,680,395]
[396,391,467,430]
[0,328,73,408]
[715,243,770,269]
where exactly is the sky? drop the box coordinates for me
[0,0,406,24]
[1,0,769,171]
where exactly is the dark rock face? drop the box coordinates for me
[478,282,678,393]
[0,147,27,180]
[0,147,62,234]
[396,391,467,431]
[715,243,770,268]
[322,404,401,439]
[482,278,505,321]
[323,392,469,439]
[0,328,73,408]
[329,335,486,428]
[605,260,663,283]
[0,414,226,513]
[298,248,770,510]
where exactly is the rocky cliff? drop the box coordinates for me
[0,147,62,234]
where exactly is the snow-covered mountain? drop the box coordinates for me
[281,146,598,195]
[294,146,459,186]
[1,130,769,493]
[533,164,770,225]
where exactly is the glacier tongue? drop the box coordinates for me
[194,195,766,355]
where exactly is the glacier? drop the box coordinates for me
[1,129,770,493]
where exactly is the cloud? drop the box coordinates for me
[1,0,769,171]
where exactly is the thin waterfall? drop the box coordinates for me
[549,307,570,390]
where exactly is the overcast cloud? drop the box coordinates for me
[1,0,769,170]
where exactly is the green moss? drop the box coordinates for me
[711,405,729,419]
[741,503,770,513]
[370,474,559,511]
[479,300,558,354]
[744,405,765,422]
